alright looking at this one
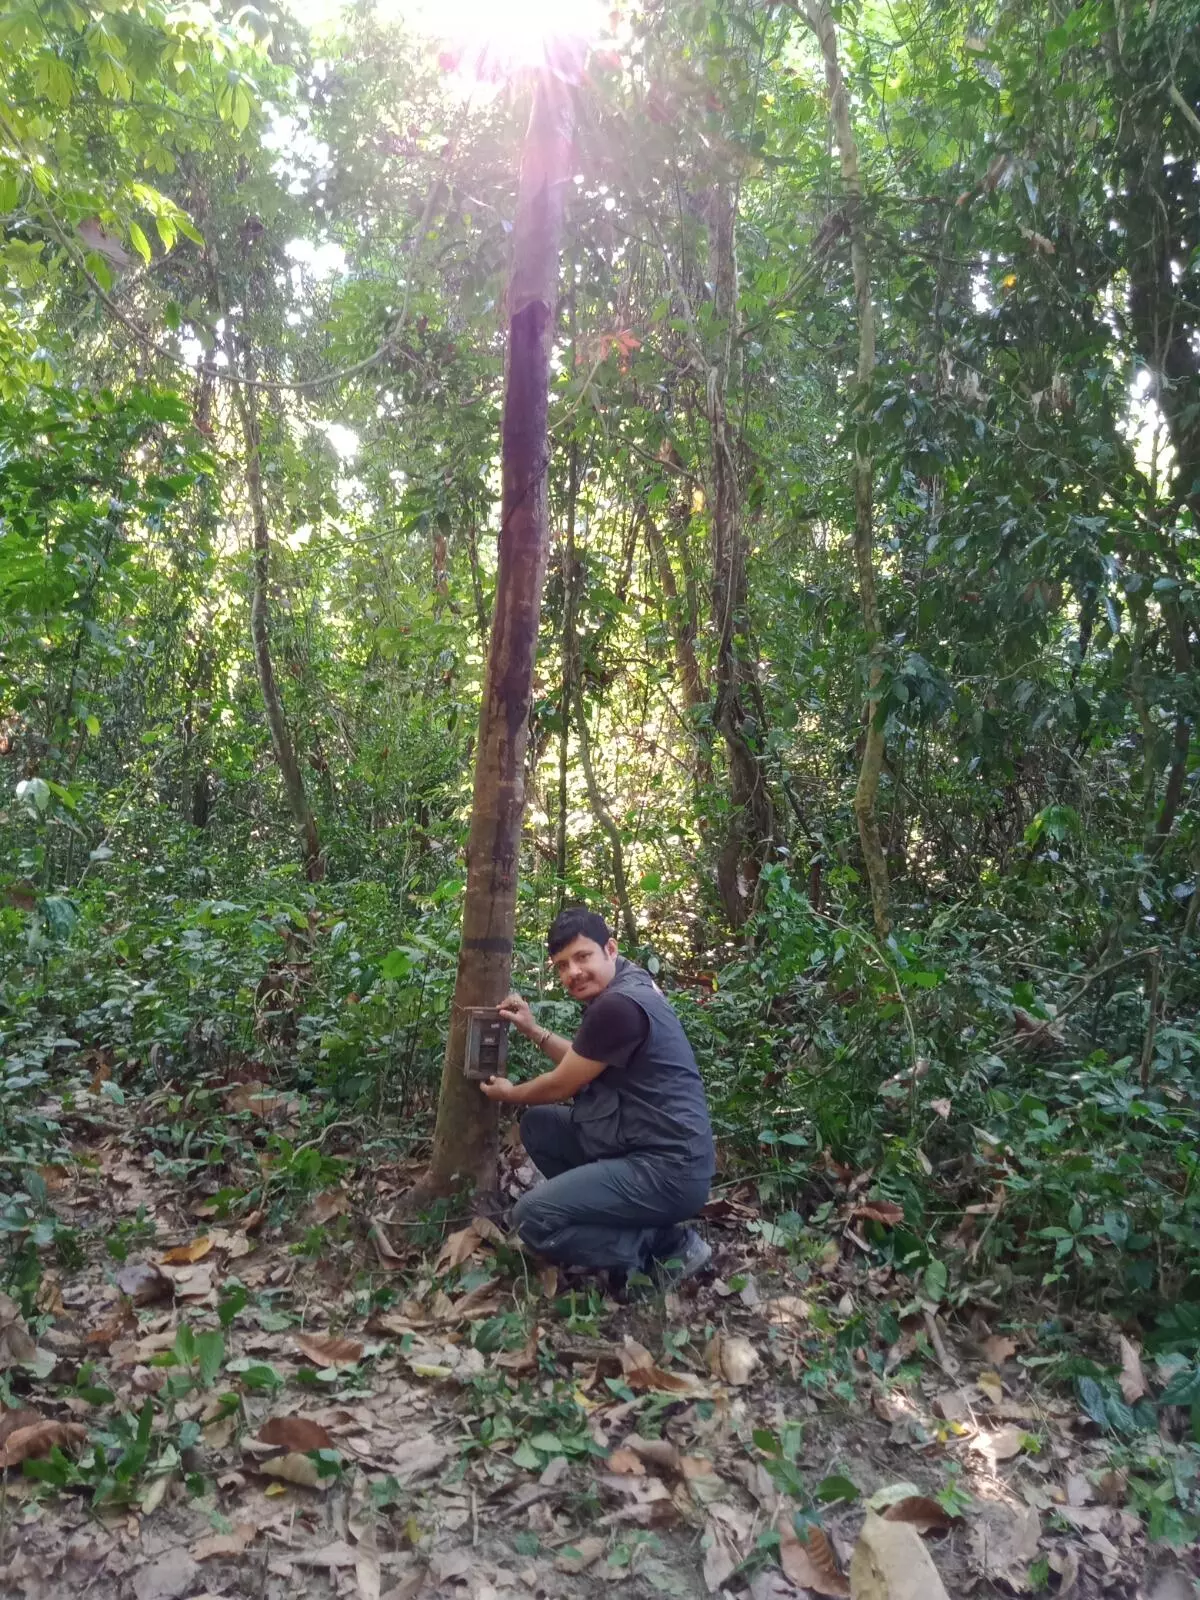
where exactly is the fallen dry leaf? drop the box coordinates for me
[370,1221,404,1270]
[294,1332,364,1368]
[777,1517,849,1598]
[881,1496,958,1535]
[555,1536,606,1574]
[851,1201,905,1226]
[976,1370,1005,1405]
[608,1447,646,1476]
[981,1334,1018,1366]
[0,1293,38,1370]
[624,1434,682,1476]
[259,1451,336,1491]
[702,1501,756,1592]
[355,1518,382,1600]
[115,1261,173,1306]
[308,1190,349,1225]
[971,1423,1024,1462]
[434,1216,507,1274]
[160,1237,213,1265]
[494,1327,539,1374]
[1117,1336,1147,1405]
[0,1407,42,1449]
[192,1523,257,1560]
[85,1305,136,1350]
[0,1420,88,1468]
[705,1333,760,1387]
[257,1416,335,1453]
[969,1502,1041,1589]
[850,1510,951,1600]
[619,1336,697,1394]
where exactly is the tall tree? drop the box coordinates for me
[425,64,576,1197]
[800,0,890,936]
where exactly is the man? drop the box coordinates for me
[479,908,714,1287]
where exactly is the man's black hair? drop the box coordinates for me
[547,907,613,957]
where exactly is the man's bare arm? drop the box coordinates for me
[497,990,570,1064]
[479,1048,607,1105]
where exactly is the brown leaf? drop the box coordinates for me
[968,1502,1041,1587]
[294,1332,364,1368]
[257,1416,335,1453]
[494,1328,539,1374]
[370,1221,404,1270]
[116,1261,173,1306]
[555,1536,606,1574]
[160,1237,213,1265]
[1117,1336,1147,1404]
[624,1434,682,1476]
[619,1335,698,1394]
[881,1496,957,1535]
[0,1408,42,1447]
[608,1448,646,1475]
[777,1517,849,1598]
[852,1201,905,1226]
[538,1264,559,1297]
[976,1370,1004,1405]
[980,1334,1018,1366]
[355,1518,382,1600]
[705,1333,760,1387]
[193,1523,258,1560]
[434,1217,507,1273]
[970,1424,1024,1462]
[0,1292,38,1370]
[308,1190,349,1226]
[850,1511,951,1600]
[0,1421,88,1468]
[259,1451,335,1490]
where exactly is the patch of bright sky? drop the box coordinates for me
[282,0,605,72]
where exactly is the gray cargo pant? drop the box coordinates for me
[513,1106,711,1275]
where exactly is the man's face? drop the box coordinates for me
[550,935,619,1002]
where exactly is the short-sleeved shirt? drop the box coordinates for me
[571,990,649,1067]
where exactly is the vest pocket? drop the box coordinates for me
[570,1079,624,1159]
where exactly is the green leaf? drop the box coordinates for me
[512,1440,540,1470]
[195,1330,225,1387]
[922,1258,948,1304]
[816,1474,859,1504]
[528,1432,563,1454]
[380,949,411,980]
[127,222,151,265]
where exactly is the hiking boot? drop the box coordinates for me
[652,1227,712,1287]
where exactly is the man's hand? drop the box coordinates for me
[479,1075,522,1103]
[497,991,535,1036]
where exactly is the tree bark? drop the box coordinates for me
[425,72,574,1196]
[805,0,890,937]
[705,186,773,928]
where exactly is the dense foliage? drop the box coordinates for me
[2,0,1199,1501]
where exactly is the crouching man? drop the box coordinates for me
[479,909,714,1288]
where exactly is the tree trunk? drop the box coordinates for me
[425,72,574,1197]
[229,367,324,882]
[805,0,890,937]
[705,186,773,928]
[575,683,637,946]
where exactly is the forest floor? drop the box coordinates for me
[0,1058,1191,1600]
